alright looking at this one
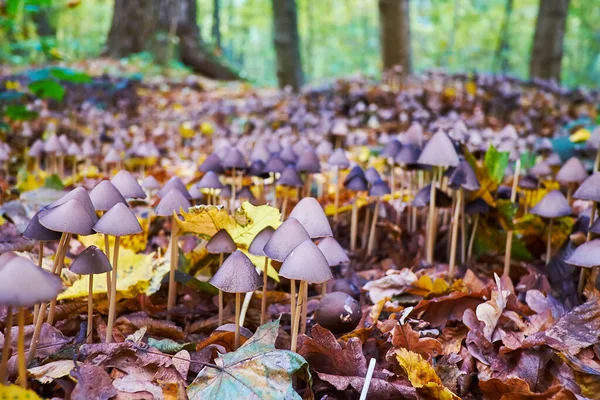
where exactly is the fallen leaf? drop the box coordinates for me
[389,322,442,359]
[363,269,418,303]
[148,338,195,354]
[70,364,118,400]
[478,377,576,400]
[28,359,76,383]
[476,273,509,341]
[395,348,460,399]
[0,384,43,399]
[413,291,484,328]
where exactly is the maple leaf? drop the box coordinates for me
[187,318,310,400]
[395,348,460,399]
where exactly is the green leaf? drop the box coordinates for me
[50,67,92,84]
[28,79,65,101]
[187,318,311,400]
[519,152,537,171]
[4,105,38,121]
[484,144,509,185]
[44,174,64,190]
[496,199,518,231]
[147,338,195,355]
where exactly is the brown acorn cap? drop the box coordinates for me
[70,245,112,275]
[111,170,147,199]
[263,218,310,262]
[530,190,571,219]
[0,255,63,306]
[155,188,191,216]
[206,229,237,254]
[279,239,332,283]
[23,210,63,241]
[248,226,275,256]
[93,203,143,236]
[573,172,600,202]
[317,237,349,266]
[209,250,262,293]
[157,176,191,199]
[288,197,333,238]
[89,180,128,212]
[417,131,459,167]
[39,198,96,235]
[565,239,600,268]
[48,187,98,224]
[556,157,588,184]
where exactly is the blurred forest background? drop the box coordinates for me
[0,0,598,88]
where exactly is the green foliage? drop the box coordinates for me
[520,152,537,171]
[4,105,38,121]
[147,338,196,355]
[484,145,509,185]
[28,78,65,100]
[44,174,64,190]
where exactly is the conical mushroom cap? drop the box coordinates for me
[248,226,275,256]
[70,245,112,275]
[94,203,143,236]
[365,167,382,184]
[157,176,191,199]
[209,250,262,293]
[264,156,286,174]
[197,171,224,190]
[23,210,63,241]
[199,153,224,174]
[222,148,247,169]
[250,143,270,163]
[296,149,321,173]
[278,166,304,187]
[344,176,369,192]
[44,134,63,153]
[39,199,95,235]
[142,175,160,191]
[448,160,480,191]
[519,175,539,190]
[237,186,255,200]
[248,160,268,178]
[219,185,232,199]
[67,142,82,157]
[206,229,237,254]
[317,237,349,266]
[155,188,191,216]
[573,172,600,202]
[111,170,147,199]
[369,180,391,197]
[0,255,63,306]
[412,184,452,208]
[588,217,600,235]
[545,153,562,167]
[48,187,98,223]
[289,197,333,238]
[104,148,122,164]
[263,217,311,261]
[279,239,332,283]
[530,190,571,219]
[394,144,421,166]
[188,185,203,200]
[417,131,459,167]
[280,146,298,164]
[529,162,553,178]
[565,239,600,268]
[29,139,44,157]
[316,141,333,157]
[381,139,402,158]
[328,148,350,169]
[89,180,127,212]
[465,198,490,215]
[556,157,588,184]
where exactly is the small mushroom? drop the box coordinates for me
[111,170,147,199]
[249,226,275,324]
[367,180,391,256]
[328,148,350,222]
[315,292,361,334]
[530,190,571,265]
[206,229,237,326]
[556,157,588,203]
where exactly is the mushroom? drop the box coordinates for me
[249,226,275,325]
[556,157,588,203]
[0,254,63,388]
[565,239,600,292]
[315,292,361,334]
[504,160,522,277]
[381,139,402,197]
[343,166,369,252]
[328,148,350,222]
[209,250,262,349]
[155,188,191,320]
[70,245,112,343]
[206,229,237,326]
[221,148,248,213]
[264,156,286,208]
[279,239,332,352]
[296,148,321,198]
[141,175,161,232]
[465,198,490,262]
[530,190,571,265]
[93,202,143,343]
[111,170,147,200]
[197,171,224,205]
[317,236,349,296]
[367,180,391,256]
[157,176,192,199]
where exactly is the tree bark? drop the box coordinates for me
[212,0,222,50]
[378,0,411,74]
[530,0,570,82]
[493,0,514,74]
[272,0,304,91]
[105,0,238,80]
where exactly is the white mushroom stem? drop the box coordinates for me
[579,203,597,295]
[17,307,26,388]
[350,196,359,252]
[87,274,94,344]
[230,168,236,214]
[448,188,463,279]
[167,220,180,321]
[503,160,521,277]
[367,198,381,255]
[281,189,289,221]
[106,236,120,343]
[360,358,377,400]
[333,166,340,223]
[467,214,480,262]
[271,173,278,208]
[426,168,438,264]
[389,159,395,197]
[239,291,253,327]
[47,233,72,325]
[290,280,306,353]
[104,233,112,302]
[0,306,13,383]
[290,279,297,336]
[218,252,224,326]
[301,282,308,334]
[546,219,553,265]
[33,242,44,325]
[234,292,242,350]
[261,257,268,325]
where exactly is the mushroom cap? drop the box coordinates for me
[279,239,332,283]
[219,184,232,199]
[206,229,237,254]
[209,250,262,293]
[197,171,224,190]
[199,153,224,174]
[317,237,349,266]
[29,139,44,157]
[288,197,333,238]
[141,175,161,191]
[556,157,588,184]
[221,148,247,169]
[263,217,311,261]
[369,180,391,197]
[188,185,203,200]
[573,172,600,202]
[545,153,562,167]
[280,146,298,164]
[0,255,63,306]
[39,199,96,235]
[328,148,350,169]
[111,170,147,199]
[589,217,600,235]
[417,131,459,167]
[316,141,333,157]
[344,176,369,192]
[248,226,275,256]
[48,187,98,224]
[157,176,191,199]
[565,239,600,268]
[381,139,402,158]
[22,210,63,241]
[67,142,82,157]
[278,166,304,187]
[530,190,571,219]
[518,175,539,190]
[70,245,112,275]
[237,186,255,200]
[412,184,452,208]
[89,180,128,212]
[264,156,287,174]
[104,148,122,164]
[448,160,480,191]
[344,166,366,184]
[94,203,143,236]
[296,149,321,173]
[365,167,382,184]
[394,144,421,165]
[248,160,268,178]
[529,162,553,178]
[44,134,63,153]
[465,198,490,215]
[155,188,191,216]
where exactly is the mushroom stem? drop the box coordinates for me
[360,358,377,400]
[361,206,370,250]
[567,185,573,204]
[33,242,44,325]
[167,220,179,321]
[461,198,466,264]
[290,279,297,335]
[304,174,312,198]
[290,280,306,353]
[503,160,521,277]
[106,236,120,343]
[300,282,308,334]
[389,159,395,198]
[87,274,94,344]
[350,196,358,252]
[271,173,277,208]
[234,292,241,350]
[104,233,112,302]
[47,232,71,325]
[218,252,224,326]
[261,257,268,325]
[17,308,26,388]
[467,214,480,262]
[448,187,463,279]
[546,219,553,265]
[0,306,13,383]
[239,291,252,327]
[579,203,597,296]
[426,168,438,264]
[231,168,236,214]
[281,189,289,220]
[367,198,380,255]
[334,166,340,223]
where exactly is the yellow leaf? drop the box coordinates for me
[200,122,213,135]
[570,128,591,143]
[28,360,76,383]
[0,384,42,399]
[179,121,195,138]
[16,168,48,192]
[395,348,460,400]
[409,275,450,298]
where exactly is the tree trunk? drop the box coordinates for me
[105,0,238,80]
[212,0,222,50]
[378,0,411,74]
[529,0,570,82]
[493,0,514,74]
[272,0,304,91]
